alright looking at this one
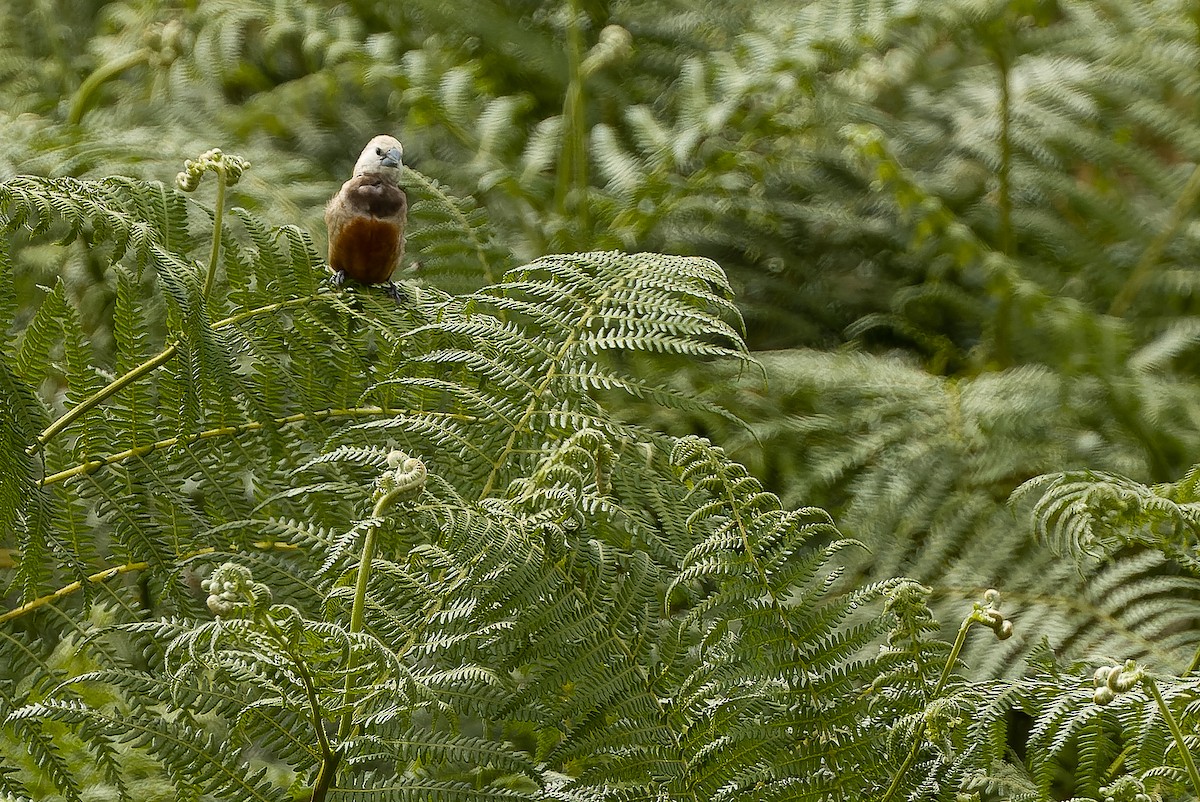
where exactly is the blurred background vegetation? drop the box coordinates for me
[6,0,1200,679]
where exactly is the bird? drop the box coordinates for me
[325,134,408,302]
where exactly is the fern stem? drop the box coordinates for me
[996,51,1014,258]
[266,619,334,760]
[555,0,589,237]
[203,165,228,299]
[1109,160,1200,316]
[0,541,298,624]
[336,521,376,744]
[336,486,410,742]
[881,615,974,802]
[310,751,341,802]
[38,406,471,486]
[210,294,325,330]
[26,343,178,456]
[67,48,151,126]
[25,296,326,457]
[989,48,1015,369]
[260,613,339,802]
[1187,647,1200,677]
[1144,677,1200,800]
[0,560,149,624]
[932,616,973,698]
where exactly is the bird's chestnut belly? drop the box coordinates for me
[329,218,401,284]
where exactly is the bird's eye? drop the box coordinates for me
[375,147,383,155]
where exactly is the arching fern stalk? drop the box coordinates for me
[0,158,943,800]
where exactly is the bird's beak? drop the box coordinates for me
[381,147,403,169]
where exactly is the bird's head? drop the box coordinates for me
[353,135,404,180]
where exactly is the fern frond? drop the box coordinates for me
[13,701,281,801]
[403,168,513,290]
[366,251,748,498]
[1020,467,1200,569]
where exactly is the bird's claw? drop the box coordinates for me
[329,270,347,287]
[384,281,404,305]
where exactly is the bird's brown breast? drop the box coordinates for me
[329,217,403,284]
[343,175,407,218]
[325,174,408,285]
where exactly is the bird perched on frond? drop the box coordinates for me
[325,134,408,302]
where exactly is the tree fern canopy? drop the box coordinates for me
[7,0,1200,800]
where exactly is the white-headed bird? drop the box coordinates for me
[325,134,407,302]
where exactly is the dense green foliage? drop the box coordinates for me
[6,0,1200,800]
[0,160,957,801]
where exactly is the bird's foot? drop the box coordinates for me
[329,270,347,287]
[384,281,404,305]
